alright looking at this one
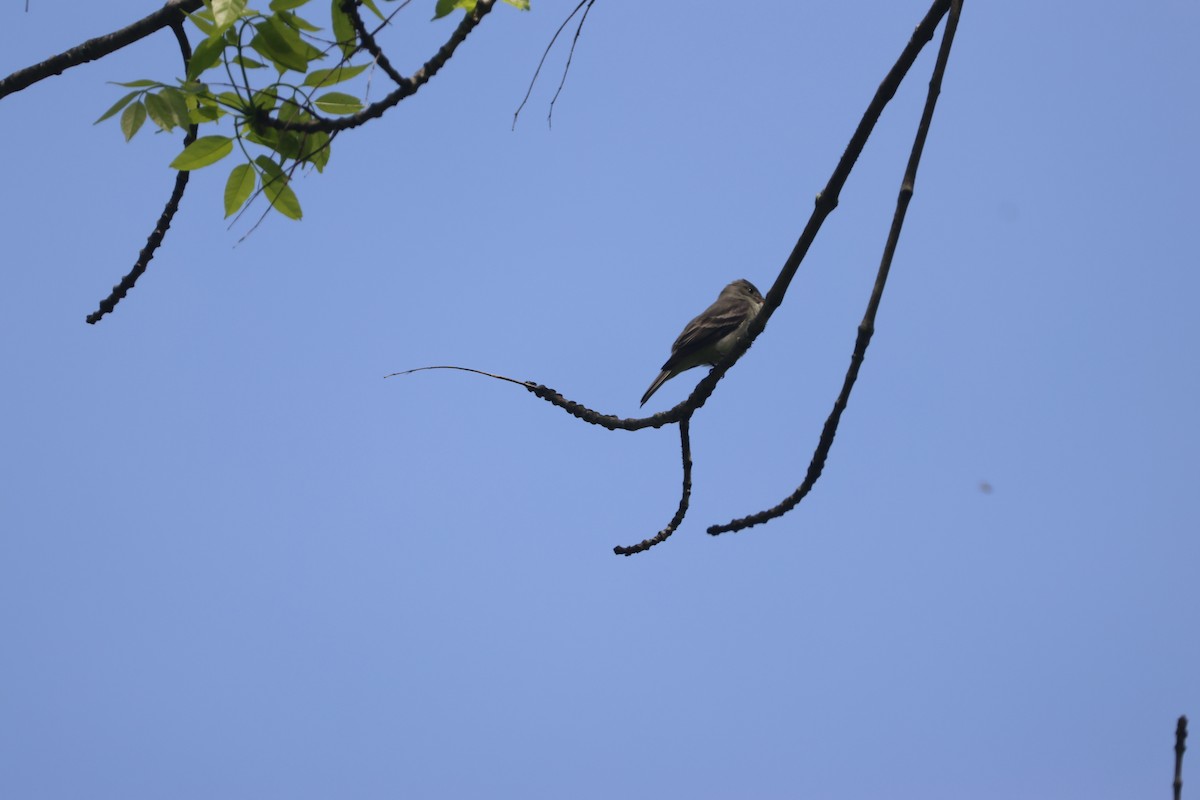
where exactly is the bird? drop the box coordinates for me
[640,278,765,406]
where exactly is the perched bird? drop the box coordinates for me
[640,278,765,406]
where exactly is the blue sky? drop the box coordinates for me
[2,1,1197,797]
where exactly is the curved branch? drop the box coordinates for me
[86,19,198,324]
[259,0,497,134]
[709,0,964,534]
[614,417,693,556]
[340,0,407,87]
[0,0,203,101]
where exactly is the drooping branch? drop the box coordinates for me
[614,418,693,555]
[0,0,203,100]
[86,18,199,325]
[709,0,963,535]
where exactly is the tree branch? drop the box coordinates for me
[614,418,693,556]
[259,0,497,134]
[340,0,406,87]
[0,0,203,101]
[86,18,198,324]
[709,0,963,535]
[1176,715,1189,800]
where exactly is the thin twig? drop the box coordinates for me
[391,365,676,431]
[708,0,962,535]
[385,364,532,389]
[511,0,587,130]
[86,16,197,324]
[1176,715,1189,800]
[547,0,595,129]
[614,417,693,555]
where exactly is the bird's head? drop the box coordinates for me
[725,279,764,305]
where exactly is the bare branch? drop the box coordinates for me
[0,0,203,101]
[547,0,596,129]
[709,0,963,535]
[86,18,198,324]
[1177,715,1189,800]
[511,0,587,129]
[614,418,693,556]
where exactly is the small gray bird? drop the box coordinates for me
[640,278,765,406]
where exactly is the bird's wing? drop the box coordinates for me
[661,299,752,371]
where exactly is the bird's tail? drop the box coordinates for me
[640,370,671,407]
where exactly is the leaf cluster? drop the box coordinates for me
[95,0,528,222]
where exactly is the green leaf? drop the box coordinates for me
[433,0,475,19]
[277,98,304,123]
[169,135,234,170]
[361,0,385,21]
[502,0,530,9]
[299,130,331,172]
[217,91,247,111]
[268,181,302,220]
[188,9,217,37]
[303,62,369,87]
[159,87,193,129]
[250,15,311,73]
[278,10,322,32]
[94,90,140,124]
[191,104,223,123]
[251,88,279,112]
[186,34,227,81]
[112,79,160,88]
[120,101,147,141]
[313,91,363,115]
[255,156,303,220]
[210,0,249,31]
[143,92,176,131]
[269,0,311,9]
[231,55,269,69]
[330,0,356,56]
[223,162,257,217]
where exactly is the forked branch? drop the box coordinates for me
[710,0,963,535]
[399,0,963,555]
